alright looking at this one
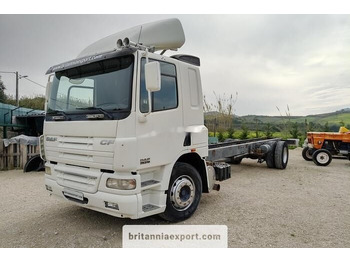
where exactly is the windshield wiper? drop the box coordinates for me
[76,107,114,120]
[47,110,70,121]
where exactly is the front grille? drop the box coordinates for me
[55,165,101,193]
[45,135,115,170]
[58,136,94,150]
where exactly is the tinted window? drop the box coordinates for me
[140,59,178,113]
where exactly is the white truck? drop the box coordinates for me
[41,18,289,222]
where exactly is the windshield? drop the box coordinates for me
[47,55,134,120]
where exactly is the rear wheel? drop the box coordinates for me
[274,141,289,169]
[265,143,276,168]
[312,149,332,166]
[160,162,202,222]
[302,147,313,161]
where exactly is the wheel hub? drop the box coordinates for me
[283,147,288,163]
[306,150,312,158]
[170,175,195,211]
[317,152,329,164]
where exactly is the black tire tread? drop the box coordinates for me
[266,143,276,168]
[302,147,313,161]
[274,141,289,169]
[160,162,202,222]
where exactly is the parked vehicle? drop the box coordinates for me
[302,127,350,166]
[40,18,289,221]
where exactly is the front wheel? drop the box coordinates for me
[302,147,313,161]
[312,149,332,166]
[160,162,202,222]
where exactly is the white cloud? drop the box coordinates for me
[0,14,349,115]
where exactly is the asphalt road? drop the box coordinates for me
[0,148,349,248]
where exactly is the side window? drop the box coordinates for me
[140,59,178,113]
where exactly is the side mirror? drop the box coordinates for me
[145,61,161,92]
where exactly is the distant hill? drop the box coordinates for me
[204,108,350,133]
[239,109,350,126]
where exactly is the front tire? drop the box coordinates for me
[160,162,202,222]
[302,147,313,161]
[312,149,332,166]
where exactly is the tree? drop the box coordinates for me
[227,126,235,139]
[213,91,238,132]
[276,105,292,138]
[0,76,7,103]
[308,121,315,132]
[324,122,330,132]
[6,95,45,110]
[290,122,301,138]
[254,117,262,138]
[217,131,225,142]
[204,91,238,138]
[264,123,274,138]
[239,123,249,140]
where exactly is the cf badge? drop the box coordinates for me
[100,140,114,145]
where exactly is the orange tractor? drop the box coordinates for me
[302,127,350,166]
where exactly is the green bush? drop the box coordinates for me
[227,127,235,139]
[239,124,249,140]
[217,131,225,142]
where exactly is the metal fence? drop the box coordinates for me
[0,102,44,125]
[0,139,39,170]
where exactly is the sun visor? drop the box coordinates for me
[46,48,135,75]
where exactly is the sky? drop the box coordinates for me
[0,14,349,116]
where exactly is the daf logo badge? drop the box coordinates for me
[100,140,114,145]
[46,137,57,142]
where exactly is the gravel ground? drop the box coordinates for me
[0,148,349,248]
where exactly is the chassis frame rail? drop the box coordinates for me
[207,138,279,162]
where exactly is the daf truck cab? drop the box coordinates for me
[42,19,212,221]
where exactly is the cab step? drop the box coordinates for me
[142,204,160,212]
[141,180,160,190]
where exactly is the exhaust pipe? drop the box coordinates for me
[212,184,220,191]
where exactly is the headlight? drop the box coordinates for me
[106,178,136,190]
[39,135,46,161]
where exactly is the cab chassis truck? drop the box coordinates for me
[41,19,289,222]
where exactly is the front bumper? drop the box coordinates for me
[45,177,142,219]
